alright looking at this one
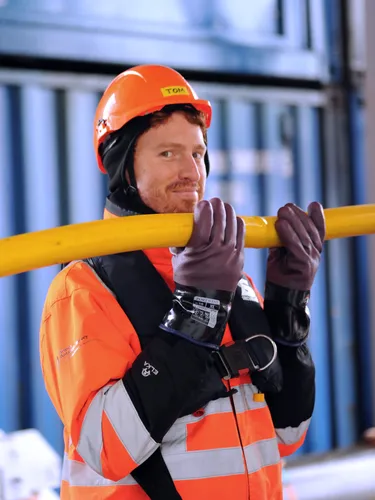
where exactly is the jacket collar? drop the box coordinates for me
[103,197,173,270]
[104,196,139,218]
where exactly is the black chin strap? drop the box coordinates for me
[106,191,156,216]
[119,135,138,194]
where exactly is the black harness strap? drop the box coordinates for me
[87,252,181,500]
[88,252,174,348]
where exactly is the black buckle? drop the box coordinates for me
[213,335,277,381]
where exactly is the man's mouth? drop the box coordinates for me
[172,188,198,193]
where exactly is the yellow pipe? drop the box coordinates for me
[0,204,375,278]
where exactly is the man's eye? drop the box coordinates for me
[193,152,203,159]
[161,151,173,158]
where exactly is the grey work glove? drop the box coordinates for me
[172,197,245,292]
[266,202,326,291]
[161,198,245,348]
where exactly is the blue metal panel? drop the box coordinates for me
[0,86,21,432]
[224,99,265,291]
[293,106,333,453]
[326,242,357,447]
[65,91,104,223]
[261,103,294,216]
[310,0,327,54]
[324,0,343,82]
[204,99,226,202]
[215,0,281,37]
[348,90,373,430]
[324,107,357,448]
[0,77,108,454]
[20,85,64,454]
[0,0,329,80]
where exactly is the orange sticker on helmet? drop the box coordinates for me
[161,86,189,97]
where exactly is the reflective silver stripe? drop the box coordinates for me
[161,438,280,481]
[77,380,158,476]
[64,438,280,486]
[77,384,106,475]
[162,446,246,480]
[63,439,281,486]
[176,383,266,424]
[276,418,311,445]
[62,454,137,486]
[104,381,159,462]
[163,430,279,479]
[162,438,280,480]
[244,438,281,473]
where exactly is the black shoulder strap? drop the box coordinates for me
[86,251,181,500]
[87,251,174,349]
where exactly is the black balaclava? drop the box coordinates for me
[99,105,210,216]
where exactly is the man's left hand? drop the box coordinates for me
[266,202,326,291]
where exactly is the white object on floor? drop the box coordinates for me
[0,428,61,500]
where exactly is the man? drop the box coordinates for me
[40,64,325,500]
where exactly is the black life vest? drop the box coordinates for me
[85,250,276,500]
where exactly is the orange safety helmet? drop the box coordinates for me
[94,64,212,173]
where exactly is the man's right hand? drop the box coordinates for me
[172,198,245,292]
[161,198,245,348]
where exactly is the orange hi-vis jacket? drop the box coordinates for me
[40,226,310,500]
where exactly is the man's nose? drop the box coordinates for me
[179,154,201,181]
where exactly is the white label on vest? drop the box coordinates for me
[239,278,258,302]
[192,296,220,328]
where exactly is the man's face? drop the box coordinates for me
[133,112,207,213]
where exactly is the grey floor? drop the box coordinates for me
[282,447,375,500]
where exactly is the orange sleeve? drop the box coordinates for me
[40,261,159,481]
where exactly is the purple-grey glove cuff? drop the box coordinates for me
[264,282,310,346]
[160,284,234,350]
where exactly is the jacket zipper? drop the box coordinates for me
[228,382,250,500]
